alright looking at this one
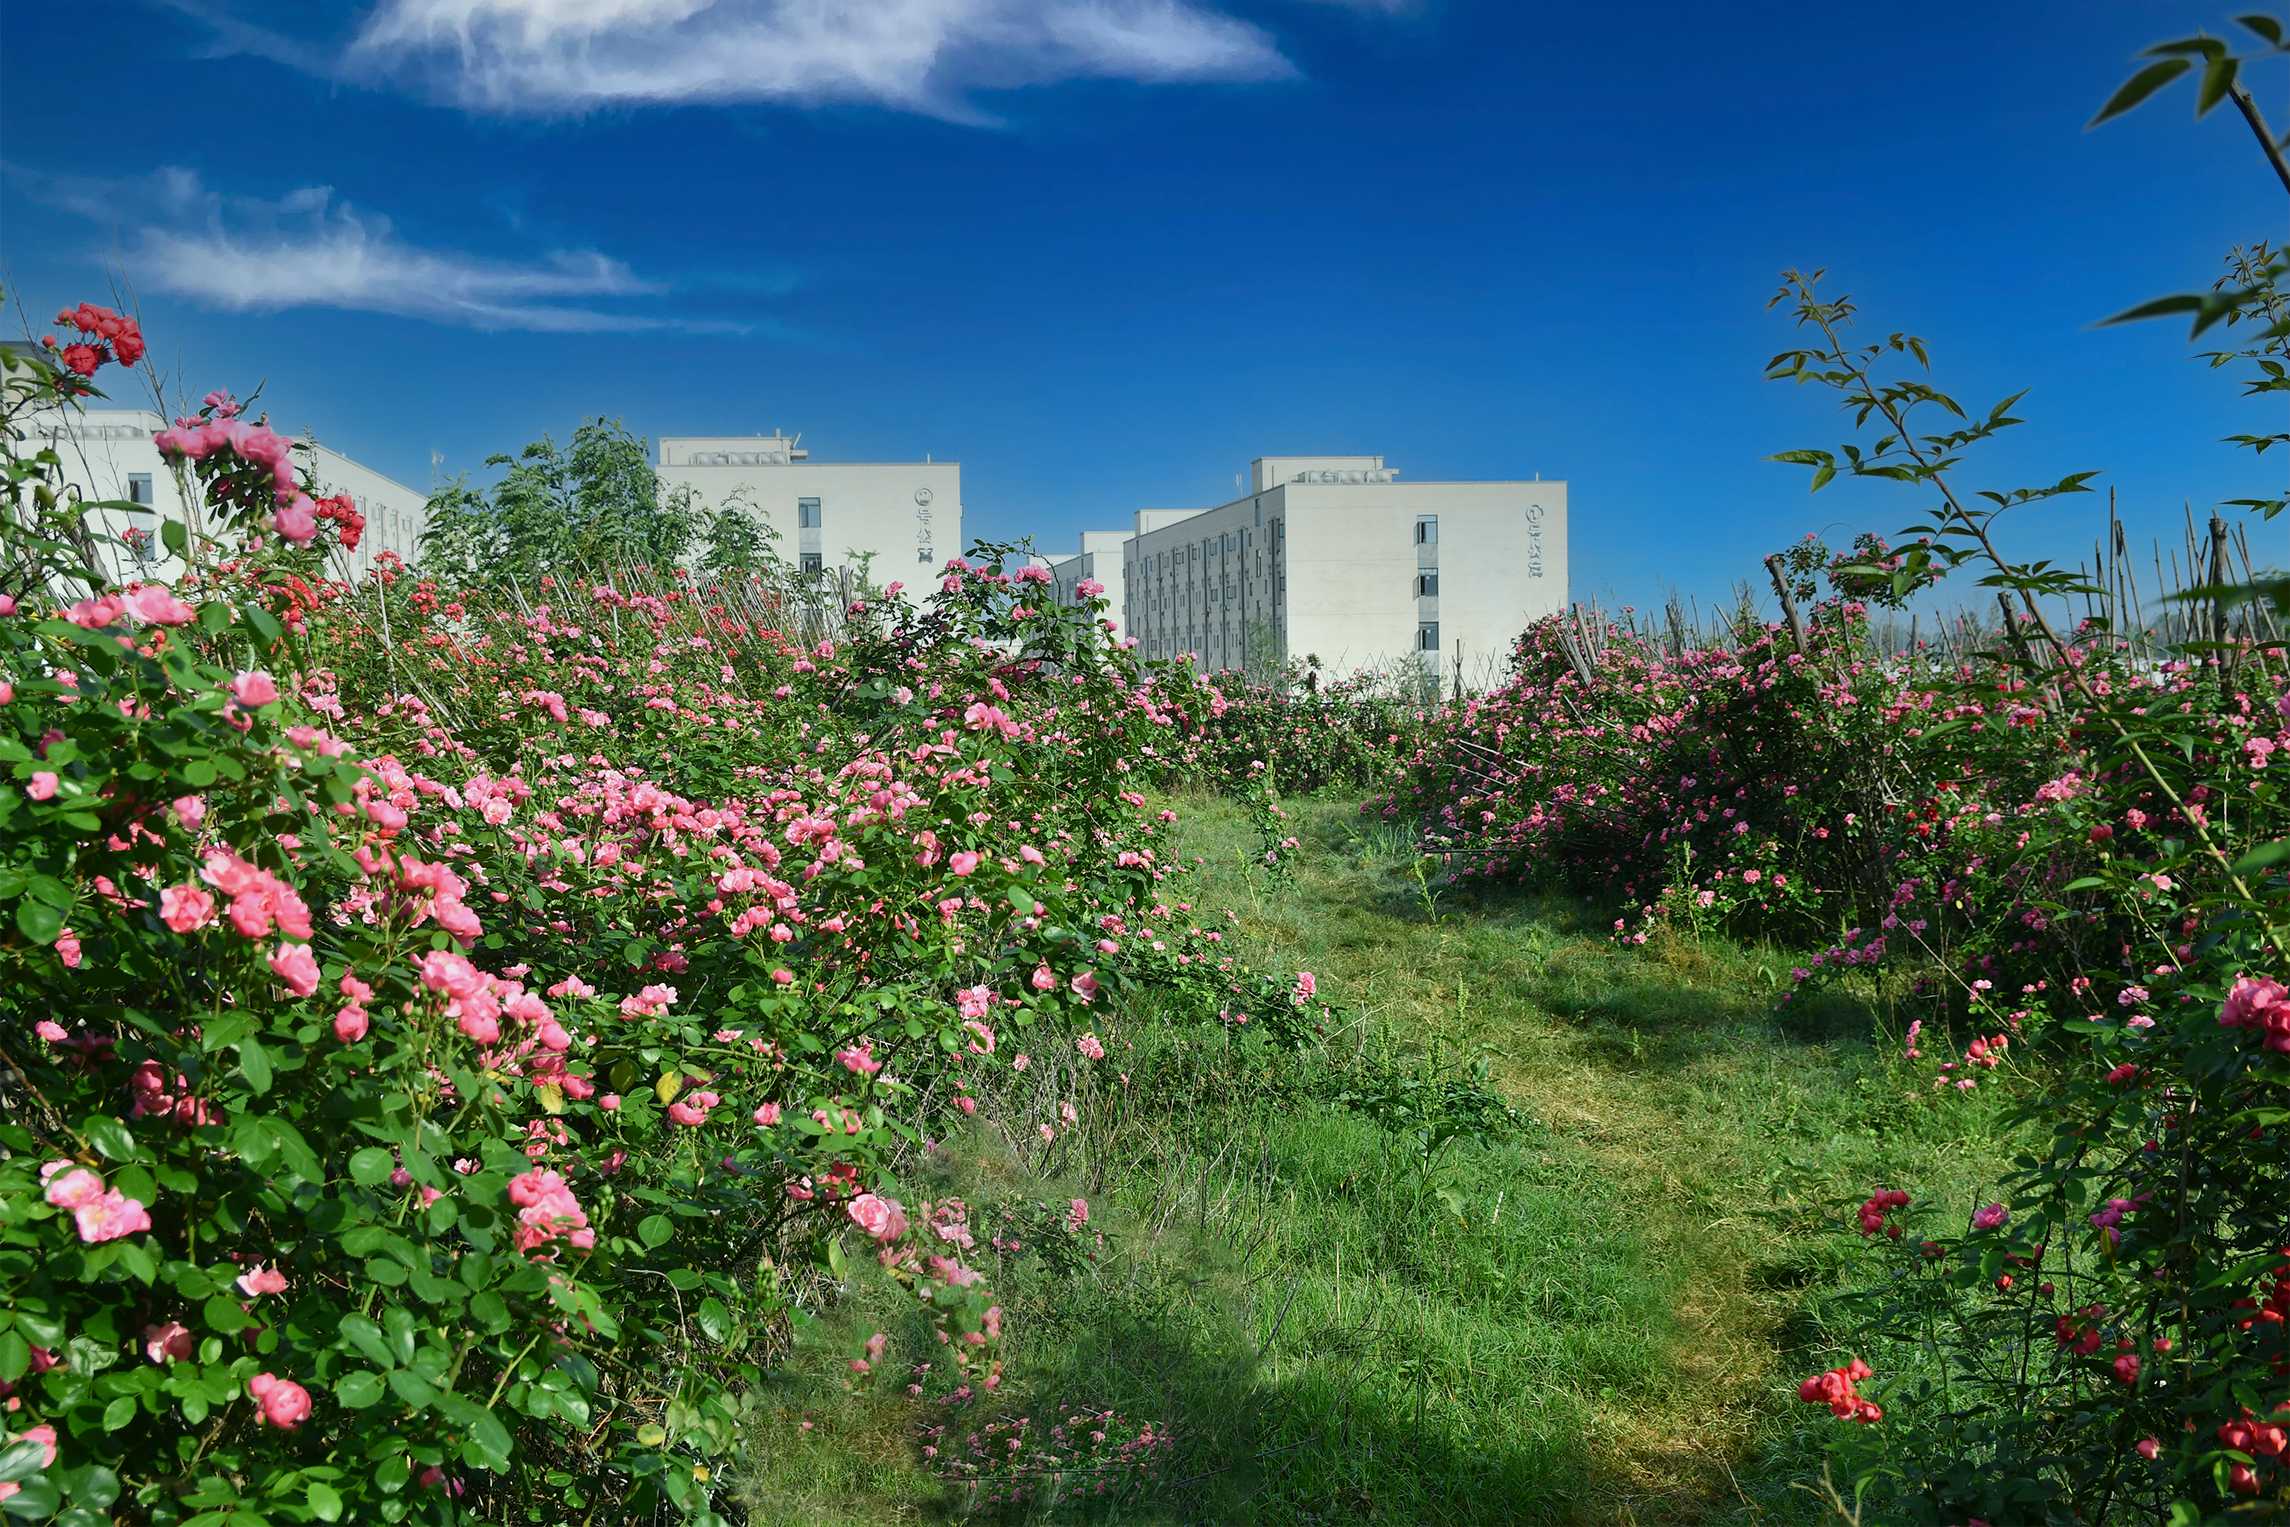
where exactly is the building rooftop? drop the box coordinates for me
[658,431,956,468]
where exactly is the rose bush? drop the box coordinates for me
[0,319,1341,1523]
[1375,252,2288,1517]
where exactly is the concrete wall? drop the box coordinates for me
[1281,480,1567,686]
[1120,469,1568,687]
[1046,529,1131,637]
[25,406,429,586]
[658,440,961,595]
[1123,492,1282,673]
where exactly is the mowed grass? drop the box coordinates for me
[737,796,2022,1524]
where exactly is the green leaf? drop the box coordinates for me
[0,1439,47,1485]
[2089,57,2192,125]
[307,1482,344,1523]
[386,1369,439,1409]
[637,1214,673,1249]
[348,1148,396,1187]
[161,519,189,558]
[333,1370,386,1408]
[2230,839,2290,876]
[0,1478,59,1517]
[339,1314,396,1369]
[464,1407,514,1468]
[2239,13,2286,46]
[67,1466,119,1510]
[202,1292,255,1335]
[13,899,64,946]
[2195,54,2239,114]
[237,1037,273,1096]
[101,1396,136,1431]
[83,1115,137,1162]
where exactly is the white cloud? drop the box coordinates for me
[344,0,1293,117]
[19,166,700,333]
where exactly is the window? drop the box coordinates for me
[1416,571,1439,597]
[1418,621,1441,653]
[918,547,934,563]
[800,553,824,575]
[127,473,154,507]
[1414,517,1438,545]
[798,498,821,529]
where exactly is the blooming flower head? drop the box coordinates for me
[847,1192,908,1243]
[237,1263,288,1298]
[144,1321,195,1364]
[247,1373,313,1429]
[230,671,280,708]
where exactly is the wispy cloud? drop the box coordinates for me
[181,0,1296,120]
[14,165,712,333]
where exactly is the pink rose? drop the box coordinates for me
[41,1162,104,1210]
[229,671,280,708]
[847,1193,908,1243]
[75,1189,151,1244]
[160,884,217,933]
[144,1321,195,1364]
[125,585,196,626]
[236,1263,288,1297]
[268,941,320,998]
[948,851,980,877]
[273,497,319,545]
[26,771,59,801]
[247,1373,313,1429]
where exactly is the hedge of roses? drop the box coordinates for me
[0,324,1342,1523]
[1178,661,1426,799]
[1374,458,2289,1512]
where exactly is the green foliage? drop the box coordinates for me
[417,418,703,586]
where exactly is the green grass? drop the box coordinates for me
[736,796,2024,1523]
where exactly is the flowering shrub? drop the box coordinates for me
[0,318,1344,1521]
[1370,244,2289,1519]
[1184,660,1425,797]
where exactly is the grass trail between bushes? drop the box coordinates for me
[740,797,2017,1524]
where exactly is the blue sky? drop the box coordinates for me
[0,1,2279,613]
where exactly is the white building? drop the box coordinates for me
[1121,454,1566,688]
[657,432,961,594]
[1044,530,1129,631]
[22,404,429,586]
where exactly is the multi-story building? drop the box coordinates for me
[1044,530,1129,629]
[1121,454,1566,687]
[21,404,429,585]
[656,432,961,595]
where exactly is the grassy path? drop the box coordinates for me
[1125,796,2006,1523]
[741,797,2010,1523]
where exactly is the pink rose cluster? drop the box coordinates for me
[246,1372,313,1430]
[2221,975,2289,1054]
[166,848,315,944]
[153,412,325,544]
[507,1168,596,1257]
[41,1160,151,1244]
